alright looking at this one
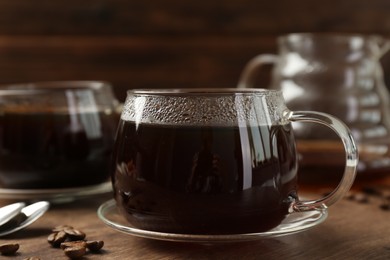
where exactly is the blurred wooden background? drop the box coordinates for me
[0,0,390,101]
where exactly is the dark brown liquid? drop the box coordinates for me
[112,121,298,234]
[0,110,118,189]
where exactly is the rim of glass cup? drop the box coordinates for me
[127,88,281,96]
[0,81,111,95]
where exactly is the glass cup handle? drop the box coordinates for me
[285,110,358,212]
[237,54,278,89]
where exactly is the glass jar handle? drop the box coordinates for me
[237,54,278,89]
[285,110,358,212]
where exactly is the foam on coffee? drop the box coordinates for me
[121,90,288,126]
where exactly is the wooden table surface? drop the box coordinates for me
[1,178,389,260]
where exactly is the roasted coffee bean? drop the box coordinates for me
[64,227,86,240]
[380,202,390,211]
[23,257,41,260]
[0,243,19,255]
[64,245,86,259]
[52,225,73,232]
[49,225,106,257]
[345,192,370,203]
[345,192,356,201]
[48,231,68,247]
[86,240,104,252]
[60,240,87,250]
[362,187,383,196]
[47,232,56,242]
[354,193,369,203]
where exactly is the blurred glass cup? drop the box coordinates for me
[0,81,120,190]
[238,33,390,184]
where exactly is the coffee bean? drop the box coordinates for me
[345,192,356,201]
[64,245,86,259]
[86,240,104,252]
[48,231,68,247]
[354,193,369,203]
[48,232,57,242]
[0,243,19,255]
[60,241,87,250]
[380,203,390,211]
[345,191,371,204]
[49,225,105,258]
[362,187,383,196]
[64,227,86,240]
[52,225,73,232]
[23,257,41,260]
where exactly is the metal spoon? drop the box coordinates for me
[0,201,50,237]
[0,202,26,226]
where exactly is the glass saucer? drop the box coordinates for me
[0,182,112,203]
[97,199,328,243]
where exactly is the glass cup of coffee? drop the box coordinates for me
[111,88,358,235]
[0,81,120,191]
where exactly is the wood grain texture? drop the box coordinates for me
[0,0,389,35]
[1,34,389,101]
[0,35,276,100]
[0,0,390,101]
[0,179,389,259]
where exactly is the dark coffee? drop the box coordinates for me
[112,120,298,234]
[0,109,118,189]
